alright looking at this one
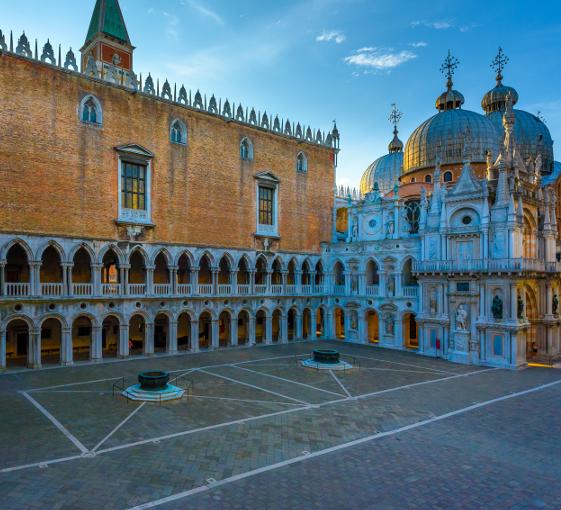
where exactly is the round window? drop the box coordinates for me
[369,219,377,228]
[462,215,472,225]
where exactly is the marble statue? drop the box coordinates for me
[456,305,468,331]
[492,295,503,319]
[553,294,559,315]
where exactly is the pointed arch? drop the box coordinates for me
[170,118,188,145]
[80,94,103,125]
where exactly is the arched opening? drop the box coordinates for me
[177,312,191,351]
[72,248,92,296]
[255,256,268,291]
[315,261,324,291]
[5,244,30,296]
[365,260,379,295]
[218,256,232,294]
[272,309,282,342]
[402,258,418,297]
[219,310,231,347]
[128,315,145,356]
[154,252,170,295]
[237,257,250,294]
[199,312,212,349]
[101,316,119,358]
[525,287,539,358]
[170,119,187,145]
[334,307,345,339]
[301,261,311,293]
[255,310,266,343]
[316,308,325,338]
[443,171,453,183]
[287,308,297,341]
[424,174,432,183]
[366,310,379,344]
[403,313,418,349]
[287,259,297,288]
[240,137,253,161]
[334,261,345,293]
[405,200,421,234]
[41,318,62,366]
[238,311,249,345]
[271,258,283,292]
[5,319,30,368]
[198,254,213,294]
[296,152,308,173]
[129,250,147,295]
[40,246,63,296]
[154,314,169,353]
[177,253,192,294]
[101,250,120,295]
[523,212,537,259]
[81,96,101,125]
[72,316,92,361]
[302,308,311,339]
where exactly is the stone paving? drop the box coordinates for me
[0,340,560,510]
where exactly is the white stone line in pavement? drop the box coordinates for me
[358,367,447,375]
[0,454,85,474]
[21,392,89,455]
[92,402,147,453]
[189,394,304,406]
[342,352,457,374]
[232,353,309,366]
[126,376,561,510]
[233,365,346,398]
[32,390,115,394]
[329,370,352,398]
[199,369,312,405]
[95,405,308,455]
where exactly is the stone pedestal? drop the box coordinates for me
[448,330,471,364]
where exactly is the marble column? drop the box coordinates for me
[310,309,318,340]
[168,320,178,354]
[61,327,73,366]
[265,314,273,344]
[190,320,200,352]
[28,329,41,369]
[119,323,129,358]
[230,317,238,346]
[295,311,303,340]
[170,266,178,295]
[146,266,155,296]
[92,263,103,297]
[211,319,219,349]
[248,316,256,345]
[0,262,5,296]
[281,313,288,343]
[0,328,6,369]
[144,322,154,355]
[91,325,102,362]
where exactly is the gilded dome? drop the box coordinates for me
[403,109,500,173]
[482,83,519,113]
[487,109,554,173]
[360,151,403,195]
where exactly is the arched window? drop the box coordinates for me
[296,152,308,173]
[410,177,416,183]
[424,174,432,183]
[80,95,102,125]
[443,171,453,183]
[170,120,187,145]
[405,200,421,234]
[240,138,253,161]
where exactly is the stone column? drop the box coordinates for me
[170,266,178,295]
[358,310,366,344]
[546,281,553,316]
[146,265,155,296]
[248,316,256,345]
[212,268,219,295]
[144,322,154,355]
[395,272,402,297]
[211,319,220,349]
[510,284,518,321]
[295,270,302,294]
[326,309,334,339]
[190,320,200,352]
[0,328,6,369]
[62,263,71,297]
[310,309,318,340]
[379,271,387,298]
[479,283,485,320]
[91,325,103,362]
[266,271,272,293]
[231,270,238,295]
[295,311,303,340]
[0,262,5,296]
[120,265,130,296]
[30,261,41,297]
[281,270,288,293]
[230,317,238,346]
[191,267,199,295]
[249,269,256,294]
[265,314,273,344]
[119,323,129,358]
[344,270,351,296]
[28,329,41,369]
[280,313,288,343]
[92,263,103,297]
[61,327,73,366]
[168,320,178,354]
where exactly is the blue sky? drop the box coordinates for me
[3,0,560,187]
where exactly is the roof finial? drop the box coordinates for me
[491,46,509,85]
[388,103,404,153]
[440,50,459,90]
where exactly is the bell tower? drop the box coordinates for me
[80,0,134,77]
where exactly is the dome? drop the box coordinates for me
[436,88,465,112]
[487,110,554,174]
[482,83,519,113]
[360,151,403,195]
[403,109,500,173]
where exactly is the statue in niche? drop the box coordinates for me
[553,294,559,315]
[455,305,468,331]
[429,288,438,314]
[492,294,503,319]
[387,275,395,297]
[350,310,358,331]
[517,295,525,319]
[351,274,359,294]
[351,217,358,241]
[384,314,395,336]
[386,220,394,236]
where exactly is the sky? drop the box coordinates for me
[3,0,560,188]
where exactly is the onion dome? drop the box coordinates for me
[435,50,464,111]
[360,105,405,195]
[482,48,554,173]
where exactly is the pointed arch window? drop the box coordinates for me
[80,95,102,126]
[170,119,187,145]
[296,152,308,173]
[240,137,254,161]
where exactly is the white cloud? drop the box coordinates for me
[316,30,346,44]
[410,41,428,48]
[411,19,454,30]
[344,47,417,71]
[185,0,225,25]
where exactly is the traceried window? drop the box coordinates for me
[80,95,102,125]
[121,162,147,211]
[405,200,421,234]
[170,120,187,145]
[296,152,308,173]
[240,138,253,161]
[259,186,274,226]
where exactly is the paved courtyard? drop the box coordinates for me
[1,341,560,510]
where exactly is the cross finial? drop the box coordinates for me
[440,50,459,89]
[491,47,509,84]
[388,103,403,130]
